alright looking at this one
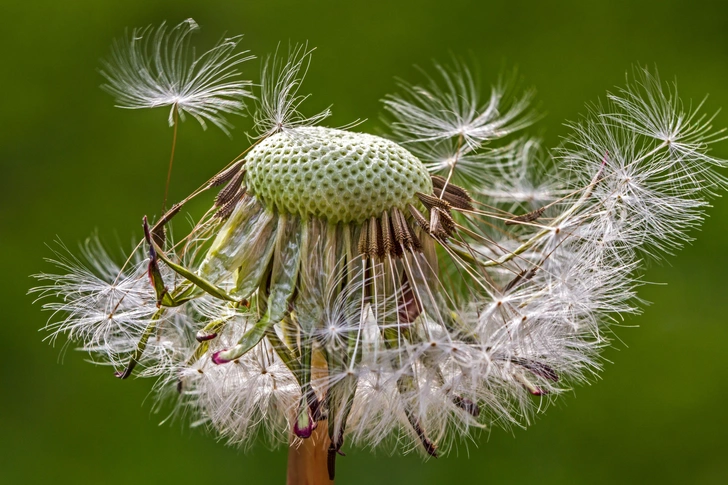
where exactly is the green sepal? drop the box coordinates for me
[187,315,233,365]
[397,373,438,458]
[265,328,300,378]
[151,241,240,304]
[115,308,165,379]
[213,313,271,363]
[327,372,357,451]
[292,342,316,438]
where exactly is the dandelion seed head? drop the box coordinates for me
[35,47,728,465]
[244,127,432,224]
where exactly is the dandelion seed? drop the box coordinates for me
[384,61,536,149]
[253,43,332,138]
[100,18,254,134]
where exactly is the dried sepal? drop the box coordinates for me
[504,206,545,226]
[210,160,245,187]
[214,170,246,207]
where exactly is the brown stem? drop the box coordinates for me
[287,349,333,485]
[286,420,333,485]
[162,103,179,214]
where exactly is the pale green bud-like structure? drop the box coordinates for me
[245,127,433,223]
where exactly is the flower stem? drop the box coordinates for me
[286,420,333,485]
[287,349,334,485]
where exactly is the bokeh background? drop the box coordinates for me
[2,0,727,484]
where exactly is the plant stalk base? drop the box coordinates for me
[286,421,333,485]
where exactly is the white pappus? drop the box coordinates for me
[32,20,728,477]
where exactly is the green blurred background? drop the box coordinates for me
[2,0,727,483]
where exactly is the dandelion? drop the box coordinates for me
[33,27,727,485]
